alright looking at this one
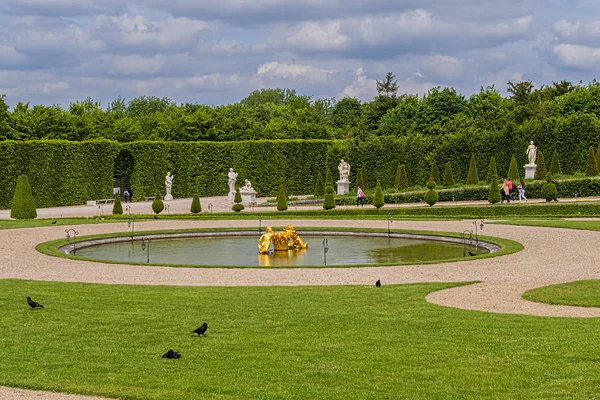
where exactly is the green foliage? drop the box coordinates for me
[277,184,288,212]
[314,172,324,197]
[10,175,37,219]
[359,166,368,189]
[487,179,502,204]
[541,182,558,201]
[325,167,333,186]
[508,155,520,181]
[395,164,408,190]
[323,183,336,210]
[586,146,599,176]
[112,194,123,215]
[550,150,562,176]
[190,193,201,213]
[597,143,600,172]
[373,180,385,208]
[485,157,499,184]
[355,167,364,191]
[152,191,164,214]
[465,154,479,185]
[442,161,455,186]
[423,179,439,207]
[534,151,548,180]
[430,161,440,186]
[232,188,244,212]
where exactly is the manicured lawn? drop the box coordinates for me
[0,218,118,230]
[524,280,600,307]
[2,280,600,399]
[493,219,600,231]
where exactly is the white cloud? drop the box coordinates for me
[108,54,167,75]
[338,68,376,100]
[42,81,71,93]
[257,62,334,83]
[553,19,600,45]
[2,0,126,16]
[266,20,349,51]
[553,44,600,69]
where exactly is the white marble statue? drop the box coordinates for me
[165,172,174,197]
[338,159,351,182]
[242,179,256,193]
[526,141,537,165]
[228,168,238,194]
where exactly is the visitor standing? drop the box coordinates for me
[357,187,365,207]
[123,190,130,203]
[500,178,511,203]
[518,178,527,201]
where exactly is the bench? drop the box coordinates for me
[144,196,155,201]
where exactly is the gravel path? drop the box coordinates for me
[2,218,600,399]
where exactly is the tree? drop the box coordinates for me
[486,157,499,184]
[112,193,123,215]
[10,175,37,219]
[276,184,288,211]
[323,183,336,210]
[586,146,599,176]
[487,178,502,204]
[430,161,440,186]
[507,80,534,105]
[0,94,15,140]
[152,191,164,215]
[373,180,385,208]
[190,193,201,213]
[443,162,455,186]
[395,164,408,190]
[508,155,520,182]
[314,172,324,197]
[423,179,439,207]
[325,167,333,186]
[534,150,548,180]
[466,154,479,185]
[376,72,399,98]
[232,188,245,212]
[550,150,562,176]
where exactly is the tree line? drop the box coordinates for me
[1,74,600,143]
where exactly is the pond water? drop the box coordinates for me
[75,235,488,267]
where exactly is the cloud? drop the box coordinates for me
[338,68,376,100]
[552,44,600,69]
[256,62,334,84]
[553,19,600,46]
[1,0,126,17]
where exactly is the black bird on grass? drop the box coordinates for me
[162,349,181,359]
[193,322,208,336]
[376,280,381,288]
[27,297,44,309]
[468,251,477,257]
[51,220,57,225]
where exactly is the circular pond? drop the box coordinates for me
[67,231,494,267]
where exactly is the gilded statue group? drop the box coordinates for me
[258,224,308,254]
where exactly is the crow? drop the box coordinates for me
[162,349,181,359]
[376,280,381,288]
[27,297,44,309]
[51,220,57,225]
[468,251,477,257]
[193,322,208,336]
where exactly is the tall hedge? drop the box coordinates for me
[586,146,599,176]
[395,164,408,190]
[550,150,562,176]
[465,154,479,185]
[597,143,600,171]
[486,157,499,184]
[430,161,440,186]
[442,162,455,186]
[508,155,520,182]
[10,175,37,219]
[356,167,364,191]
[534,150,548,180]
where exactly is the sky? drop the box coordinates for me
[1,0,600,108]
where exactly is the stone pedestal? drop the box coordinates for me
[240,190,256,206]
[164,194,173,201]
[524,164,537,179]
[336,180,350,195]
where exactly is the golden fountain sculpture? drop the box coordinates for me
[258,224,308,254]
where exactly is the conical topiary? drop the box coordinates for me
[596,143,600,172]
[360,166,368,189]
[487,178,502,204]
[232,188,245,212]
[534,150,548,180]
[356,167,364,191]
[508,155,520,182]
[325,167,333,186]
[276,184,288,211]
[190,193,201,213]
[550,150,562,176]
[430,161,440,186]
[112,193,123,215]
[323,183,336,210]
[466,154,479,185]
[443,161,455,186]
[586,146,599,176]
[395,164,408,190]
[314,172,324,197]
[152,191,164,215]
[485,157,499,184]
[10,175,37,219]
[373,180,385,208]
[423,179,439,207]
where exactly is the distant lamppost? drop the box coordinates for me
[208,203,213,213]
[65,229,79,256]
[98,204,104,216]
[141,236,151,263]
[461,230,473,258]
[472,219,484,250]
[258,212,262,234]
[387,213,394,238]
[322,238,329,266]
[127,215,135,242]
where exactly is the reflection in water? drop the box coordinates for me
[76,235,487,267]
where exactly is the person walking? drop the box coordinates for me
[518,178,527,201]
[500,178,511,203]
[123,190,130,203]
[357,186,365,207]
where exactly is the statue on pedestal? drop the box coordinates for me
[338,159,351,182]
[164,172,174,200]
[526,141,537,165]
[228,168,238,202]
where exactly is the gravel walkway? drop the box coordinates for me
[2,218,600,399]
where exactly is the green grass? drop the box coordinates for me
[0,218,126,230]
[3,280,600,399]
[493,219,600,231]
[524,280,600,307]
[36,227,523,269]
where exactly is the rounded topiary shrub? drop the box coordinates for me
[277,184,288,212]
[232,203,245,212]
[373,180,385,208]
[541,182,558,201]
[152,192,164,215]
[190,193,201,213]
[112,194,123,215]
[10,175,37,219]
[323,184,336,210]
[232,188,244,212]
[423,179,439,207]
